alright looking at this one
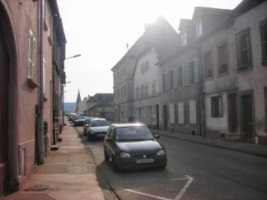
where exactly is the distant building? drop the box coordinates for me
[86,93,115,121]
[112,0,267,145]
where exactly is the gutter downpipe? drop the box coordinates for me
[197,41,205,137]
[38,0,45,164]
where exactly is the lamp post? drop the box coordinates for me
[64,54,81,60]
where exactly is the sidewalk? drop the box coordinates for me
[3,120,105,200]
[152,129,267,158]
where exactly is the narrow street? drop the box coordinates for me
[76,127,267,200]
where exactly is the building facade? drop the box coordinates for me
[112,0,267,145]
[0,0,66,196]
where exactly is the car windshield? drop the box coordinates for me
[90,120,109,127]
[115,126,154,141]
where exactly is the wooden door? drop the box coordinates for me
[0,24,9,193]
[240,94,253,141]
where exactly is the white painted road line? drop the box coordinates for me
[124,188,172,200]
[174,175,194,200]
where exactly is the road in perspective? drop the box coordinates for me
[75,127,267,200]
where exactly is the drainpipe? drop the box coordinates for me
[197,42,205,137]
[38,0,45,164]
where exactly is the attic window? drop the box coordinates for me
[181,32,187,46]
[196,20,203,37]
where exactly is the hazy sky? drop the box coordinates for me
[57,0,242,102]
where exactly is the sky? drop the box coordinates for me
[57,0,242,102]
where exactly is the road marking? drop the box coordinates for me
[124,188,171,200]
[174,175,194,200]
[117,175,194,200]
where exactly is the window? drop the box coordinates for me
[141,61,149,74]
[124,85,126,95]
[196,20,203,38]
[141,84,145,98]
[181,32,187,46]
[169,103,175,123]
[167,70,174,90]
[203,51,213,78]
[189,100,197,124]
[178,102,185,124]
[188,61,198,84]
[152,80,156,95]
[43,59,46,94]
[260,18,267,66]
[211,96,223,117]
[145,83,149,97]
[236,28,252,69]
[218,44,228,74]
[162,73,166,92]
[182,65,187,86]
[27,29,36,79]
[136,87,140,99]
[177,67,183,87]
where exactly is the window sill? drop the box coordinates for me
[27,77,39,89]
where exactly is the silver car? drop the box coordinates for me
[87,118,110,140]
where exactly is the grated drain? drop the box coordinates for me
[68,166,88,174]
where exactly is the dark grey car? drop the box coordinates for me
[103,123,167,171]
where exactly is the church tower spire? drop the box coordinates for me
[75,89,81,112]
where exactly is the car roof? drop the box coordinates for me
[110,122,147,128]
[90,118,107,121]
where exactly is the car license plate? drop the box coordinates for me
[136,158,154,164]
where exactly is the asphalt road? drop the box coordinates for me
[76,127,267,200]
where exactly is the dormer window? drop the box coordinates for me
[196,20,203,37]
[181,32,187,46]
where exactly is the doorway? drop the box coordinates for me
[228,93,237,133]
[240,94,253,141]
[0,22,10,195]
[163,105,168,130]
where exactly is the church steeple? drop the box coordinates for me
[75,89,81,112]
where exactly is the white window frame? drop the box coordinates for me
[169,103,175,123]
[178,102,185,124]
[189,100,197,124]
[27,29,36,79]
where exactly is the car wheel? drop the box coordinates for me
[104,147,109,162]
[111,155,119,171]
[88,133,93,141]
[159,162,167,169]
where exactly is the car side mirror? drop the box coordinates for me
[154,135,160,139]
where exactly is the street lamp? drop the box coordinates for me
[64,54,81,60]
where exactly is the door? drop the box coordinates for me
[156,105,159,129]
[228,93,237,133]
[0,24,9,194]
[163,105,168,130]
[240,94,253,141]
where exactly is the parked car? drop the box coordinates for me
[73,116,87,127]
[87,118,110,140]
[83,117,96,135]
[103,122,167,171]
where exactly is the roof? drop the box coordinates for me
[87,93,114,103]
[111,16,180,70]
[192,7,231,20]
[110,122,147,128]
